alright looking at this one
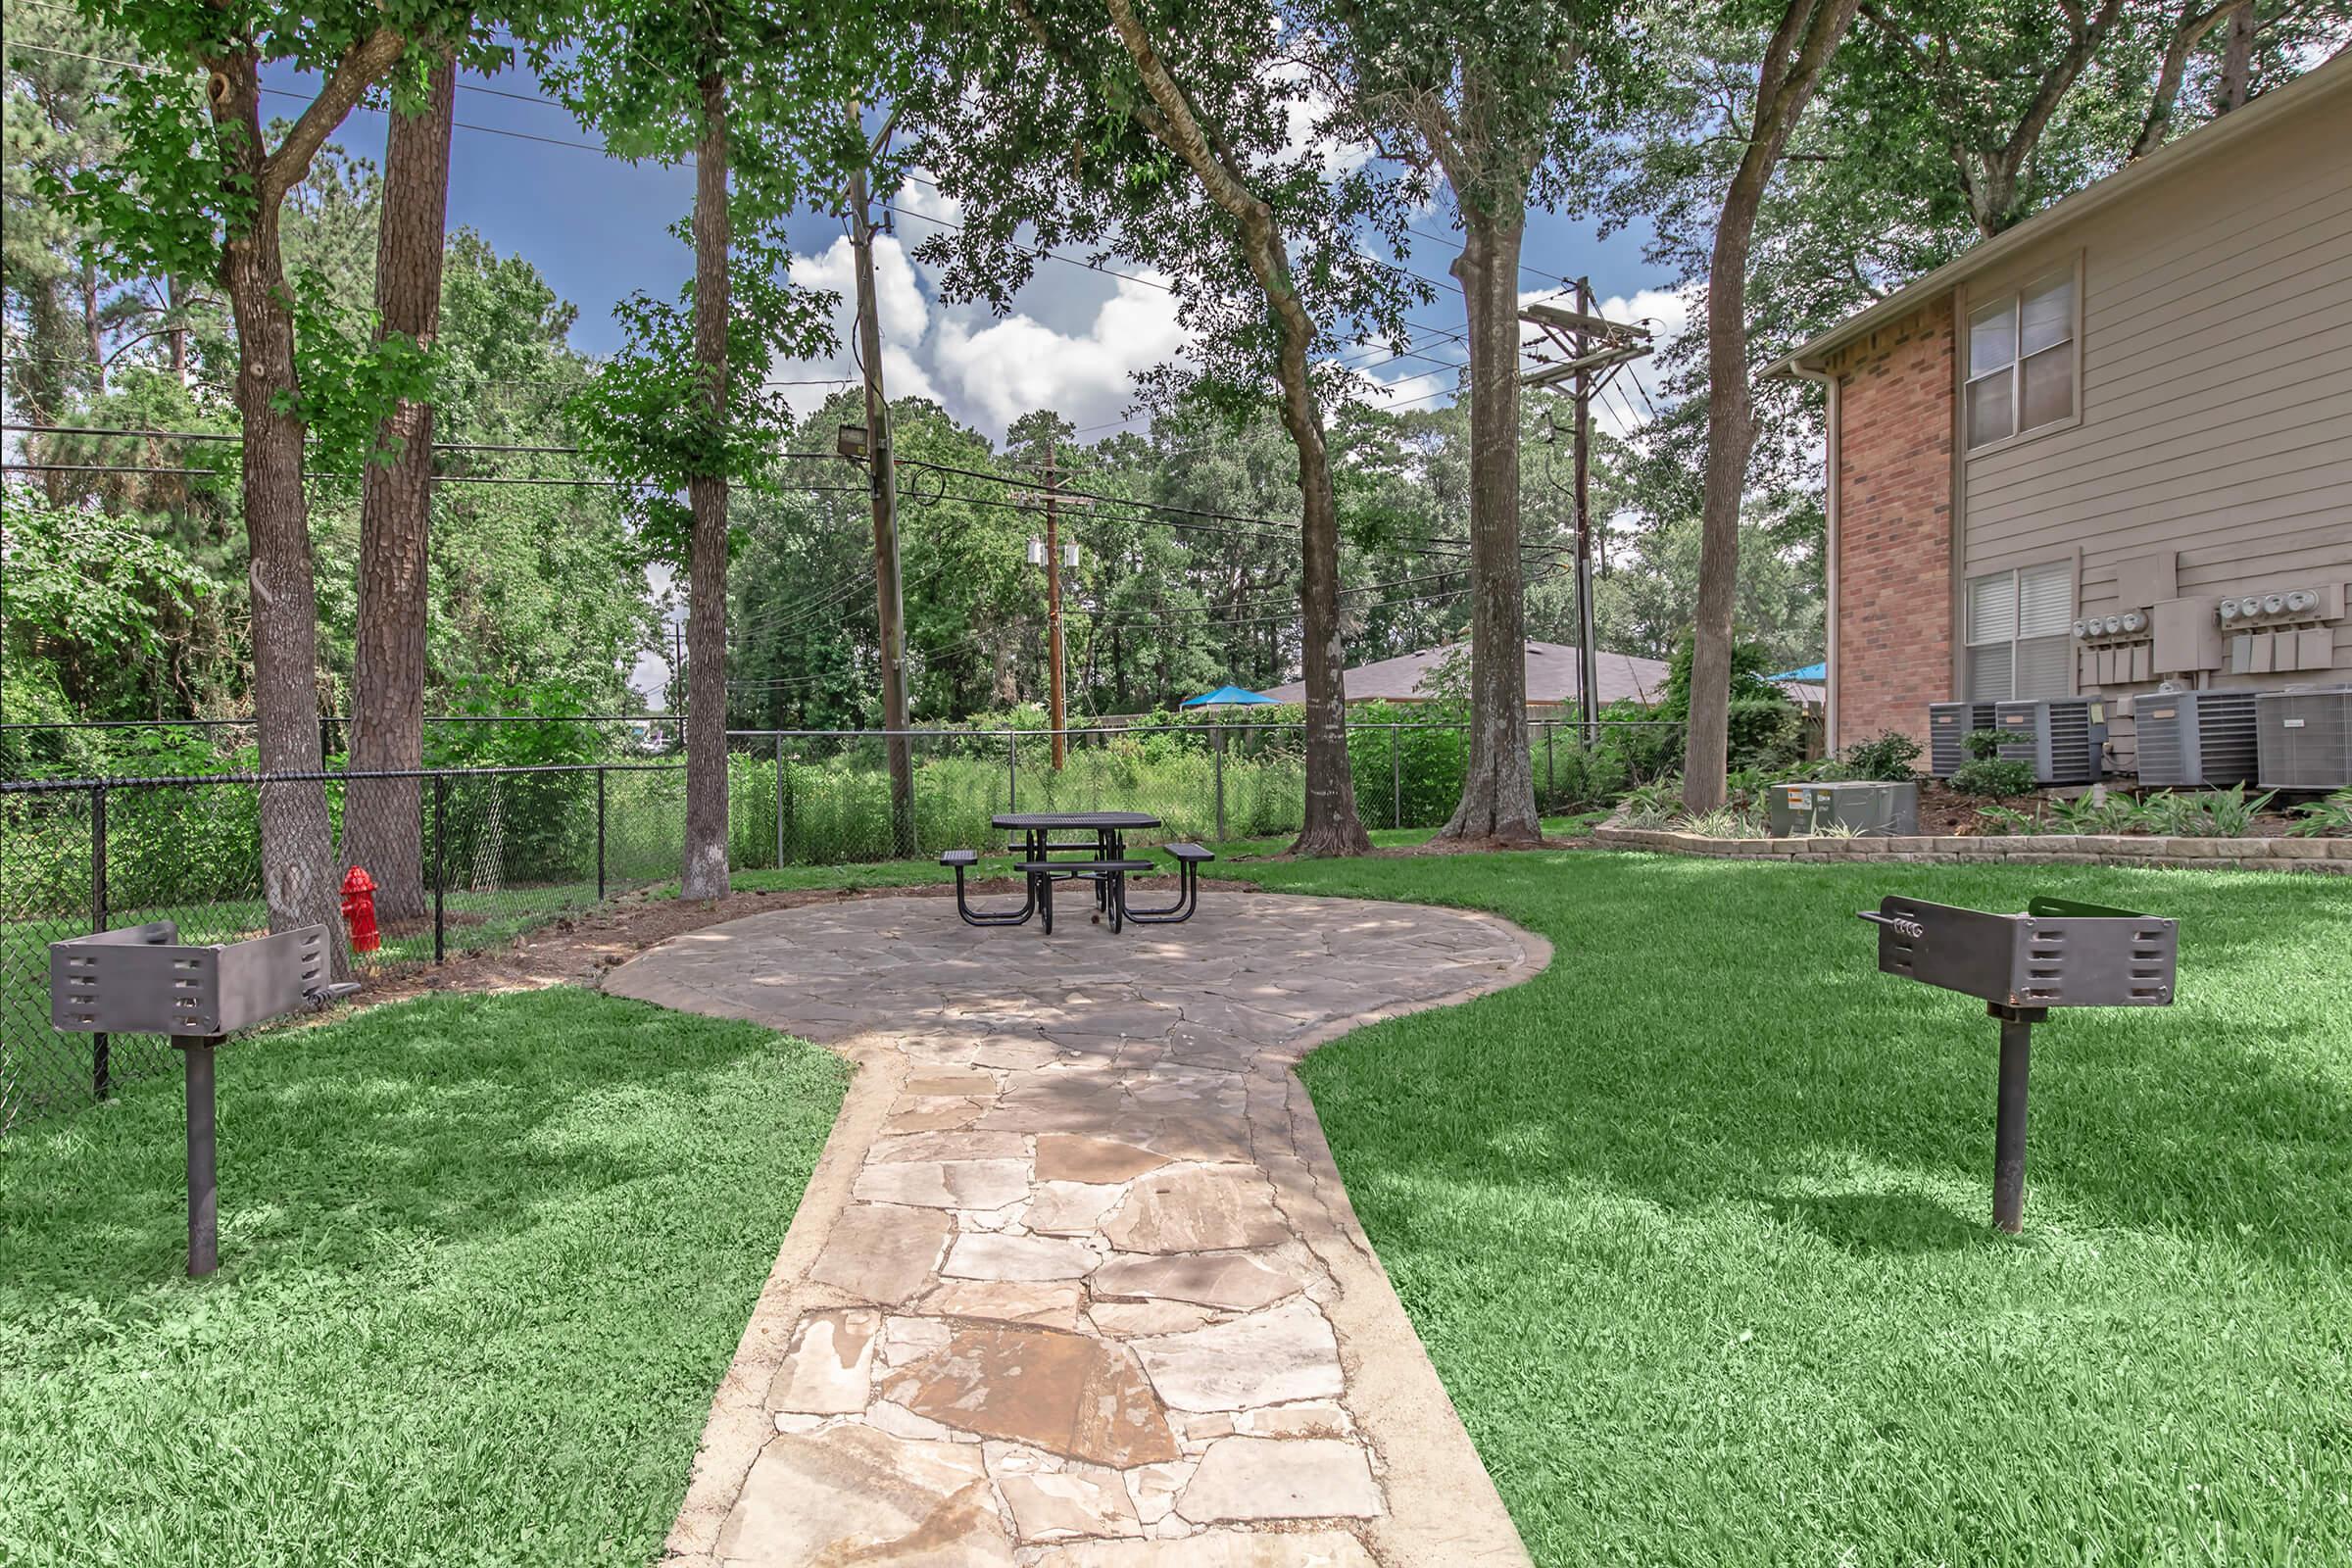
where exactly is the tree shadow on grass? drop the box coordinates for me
[0,987,824,1315]
[1755,1188,1987,1255]
[1288,855,2352,1270]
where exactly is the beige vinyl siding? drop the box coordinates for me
[1957,81,2352,705]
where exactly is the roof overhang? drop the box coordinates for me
[1763,50,2352,381]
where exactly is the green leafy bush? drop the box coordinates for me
[1833,731,1922,782]
[1951,758,2036,798]
[1963,727,2006,761]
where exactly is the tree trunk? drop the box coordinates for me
[1099,0,1368,856]
[1438,207,1540,845]
[347,51,455,922]
[1684,0,1861,813]
[1683,193,1763,813]
[2132,0,2243,158]
[680,73,732,901]
[1286,381,1372,856]
[208,54,345,968]
[2219,0,2256,109]
[82,260,104,393]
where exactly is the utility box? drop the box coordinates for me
[1767,780,1921,838]
[51,921,334,1037]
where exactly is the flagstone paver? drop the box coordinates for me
[612,890,1545,1568]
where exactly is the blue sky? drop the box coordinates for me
[279,57,1681,445]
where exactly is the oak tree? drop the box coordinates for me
[537,0,880,898]
[909,0,1424,855]
[54,0,473,955]
[1317,0,1624,844]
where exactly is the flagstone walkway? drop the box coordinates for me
[608,889,1548,1568]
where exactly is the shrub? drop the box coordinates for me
[2133,785,2278,839]
[2043,791,2141,835]
[1656,636,1803,772]
[2290,788,2352,837]
[1951,758,2036,798]
[1963,727,2005,761]
[1616,777,1682,828]
[1835,731,1922,782]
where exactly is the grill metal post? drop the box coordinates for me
[1991,1004,2039,1233]
[596,767,608,901]
[432,773,448,963]
[182,1034,221,1277]
[90,784,109,1102]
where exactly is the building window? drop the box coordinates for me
[1967,562,2074,700]
[1966,270,2076,450]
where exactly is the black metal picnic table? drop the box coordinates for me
[937,810,1212,933]
[993,811,1155,933]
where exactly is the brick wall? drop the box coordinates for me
[1833,298,1955,751]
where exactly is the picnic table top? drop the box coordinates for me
[992,810,1161,830]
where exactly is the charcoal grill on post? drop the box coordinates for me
[49,921,357,1277]
[1858,896,2178,1232]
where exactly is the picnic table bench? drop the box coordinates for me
[940,811,1213,933]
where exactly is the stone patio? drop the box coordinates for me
[607,890,1547,1567]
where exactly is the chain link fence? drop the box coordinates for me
[0,714,677,782]
[726,719,1679,866]
[2,718,1675,1134]
[1,761,685,1135]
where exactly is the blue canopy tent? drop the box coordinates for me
[1181,685,1275,709]
[1767,662,1826,683]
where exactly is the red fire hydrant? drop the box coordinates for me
[341,865,381,954]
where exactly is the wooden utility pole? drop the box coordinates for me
[847,141,915,854]
[1572,277,1599,745]
[1521,288,1652,745]
[1044,441,1067,770]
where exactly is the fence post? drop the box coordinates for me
[432,773,447,963]
[1391,726,1402,830]
[1007,732,1018,814]
[596,767,608,902]
[90,783,109,1102]
[773,735,785,870]
[1545,722,1556,810]
[1214,728,1227,843]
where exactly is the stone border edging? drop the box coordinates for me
[1594,818,2352,871]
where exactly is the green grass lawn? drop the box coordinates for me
[1204,850,2352,1566]
[0,987,847,1568]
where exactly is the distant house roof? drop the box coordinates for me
[1263,642,1672,708]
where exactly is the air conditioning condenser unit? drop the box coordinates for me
[2256,686,2352,790]
[1993,698,2108,785]
[2134,689,2262,788]
[1928,702,1997,778]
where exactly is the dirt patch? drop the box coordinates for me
[1379,832,1596,856]
[346,873,1257,1013]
